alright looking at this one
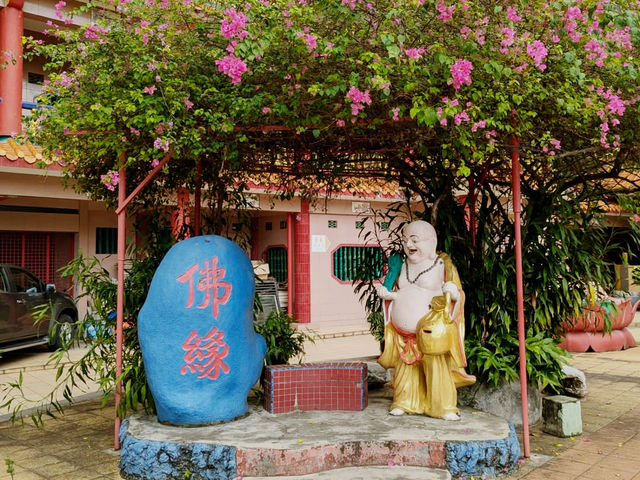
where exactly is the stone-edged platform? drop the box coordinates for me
[119,390,520,480]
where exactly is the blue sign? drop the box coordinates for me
[138,235,266,425]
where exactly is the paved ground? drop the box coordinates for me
[2,321,640,479]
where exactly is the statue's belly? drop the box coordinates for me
[391,285,438,332]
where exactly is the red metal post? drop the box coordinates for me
[0,0,25,136]
[512,136,531,458]
[114,160,127,450]
[287,212,294,314]
[115,151,171,215]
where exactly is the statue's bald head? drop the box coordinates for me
[402,220,437,264]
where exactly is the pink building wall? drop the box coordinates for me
[253,214,288,261]
[306,197,396,327]
[308,212,372,326]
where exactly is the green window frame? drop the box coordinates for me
[265,246,288,283]
[332,246,384,282]
[96,227,117,254]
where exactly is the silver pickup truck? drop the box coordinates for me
[0,264,77,353]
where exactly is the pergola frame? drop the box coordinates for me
[109,130,532,457]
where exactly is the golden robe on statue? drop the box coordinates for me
[378,253,475,418]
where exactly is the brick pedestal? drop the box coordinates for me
[263,363,368,414]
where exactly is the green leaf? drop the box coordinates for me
[386,44,401,59]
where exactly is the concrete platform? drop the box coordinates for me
[243,465,452,479]
[119,389,520,480]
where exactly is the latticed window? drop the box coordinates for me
[333,246,384,282]
[265,247,288,283]
[96,227,117,254]
[0,231,74,291]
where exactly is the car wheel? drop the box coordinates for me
[49,313,76,351]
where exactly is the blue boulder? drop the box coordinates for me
[138,235,266,425]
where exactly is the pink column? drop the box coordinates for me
[294,200,310,323]
[0,0,25,136]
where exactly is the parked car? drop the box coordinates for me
[0,264,77,353]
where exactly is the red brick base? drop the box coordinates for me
[263,363,368,414]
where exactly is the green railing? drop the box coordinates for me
[333,246,384,281]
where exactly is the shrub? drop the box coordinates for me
[254,311,314,366]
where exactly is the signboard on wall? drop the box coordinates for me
[311,235,329,253]
[351,201,371,214]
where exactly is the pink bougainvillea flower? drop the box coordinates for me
[215,54,249,84]
[341,0,359,10]
[143,85,157,95]
[471,120,486,132]
[392,107,400,121]
[436,1,455,21]
[303,33,317,52]
[220,7,248,39]
[84,24,108,40]
[565,6,585,22]
[101,170,120,191]
[153,138,170,152]
[262,107,271,114]
[527,40,548,71]
[506,6,521,22]
[404,48,425,59]
[606,95,626,116]
[346,86,371,115]
[183,98,194,110]
[454,111,469,125]
[584,40,607,67]
[336,119,346,127]
[450,58,473,90]
[501,27,515,48]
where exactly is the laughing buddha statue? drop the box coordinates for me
[375,220,475,420]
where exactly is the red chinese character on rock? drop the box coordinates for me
[176,257,232,320]
[181,327,230,380]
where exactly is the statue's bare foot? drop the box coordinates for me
[442,412,460,421]
[389,408,405,416]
